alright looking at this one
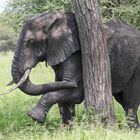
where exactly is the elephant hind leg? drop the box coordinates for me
[114,91,139,128]
[114,69,140,128]
[125,107,139,128]
[58,103,75,124]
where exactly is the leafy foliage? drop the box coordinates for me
[100,0,140,29]
[2,0,72,32]
[0,23,17,52]
[1,0,140,32]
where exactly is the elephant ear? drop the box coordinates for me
[46,15,80,66]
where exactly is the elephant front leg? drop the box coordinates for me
[58,103,75,124]
[27,88,80,123]
[27,93,54,123]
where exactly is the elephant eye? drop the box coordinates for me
[28,39,34,44]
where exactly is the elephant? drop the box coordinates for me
[6,12,140,127]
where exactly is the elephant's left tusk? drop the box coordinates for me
[6,80,14,86]
[0,69,31,96]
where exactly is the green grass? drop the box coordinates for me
[0,52,140,140]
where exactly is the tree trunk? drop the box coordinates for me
[71,0,116,124]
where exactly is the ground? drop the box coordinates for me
[0,52,140,140]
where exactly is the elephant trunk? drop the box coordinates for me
[12,51,47,96]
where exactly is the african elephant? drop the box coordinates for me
[8,12,140,127]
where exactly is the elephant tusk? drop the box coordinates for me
[0,69,31,96]
[6,80,14,86]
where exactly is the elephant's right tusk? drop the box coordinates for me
[6,80,14,86]
[0,69,31,96]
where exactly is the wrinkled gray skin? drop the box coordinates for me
[12,12,140,127]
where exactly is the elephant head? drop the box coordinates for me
[9,12,80,96]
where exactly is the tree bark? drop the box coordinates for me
[71,0,116,124]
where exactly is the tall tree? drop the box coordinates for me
[71,0,116,124]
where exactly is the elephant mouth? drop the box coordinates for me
[0,69,31,95]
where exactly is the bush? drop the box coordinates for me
[100,0,140,29]
[2,0,72,33]
[0,24,17,52]
[2,0,140,32]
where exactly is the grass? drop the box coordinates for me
[0,52,140,140]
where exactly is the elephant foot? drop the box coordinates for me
[27,106,46,123]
